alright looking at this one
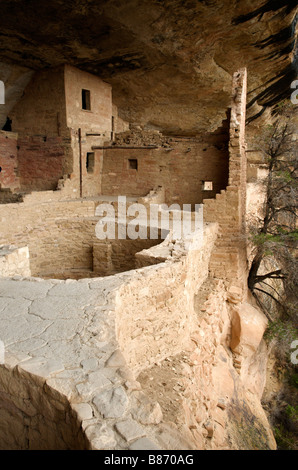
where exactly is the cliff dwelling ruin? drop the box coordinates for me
[0,0,297,452]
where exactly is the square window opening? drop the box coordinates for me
[128,159,138,170]
[202,181,213,191]
[82,89,91,110]
[86,152,95,173]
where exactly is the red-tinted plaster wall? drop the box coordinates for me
[17,136,64,191]
[0,131,19,191]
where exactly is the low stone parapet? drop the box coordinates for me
[0,245,31,278]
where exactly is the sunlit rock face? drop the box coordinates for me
[0,0,297,133]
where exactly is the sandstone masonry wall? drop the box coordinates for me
[7,66,116,196]
[9,67,73,190]
[0,245,31,277]
[0,197,97,277]
[10,67,68,137]
[64,65,114,198]
[0,360,89,450]
[203,69,248,296]
[0,195,163,279]
[115,224,218,374]
[0,68,276,451]
[100,138,229,207]
[0,237,275,451]
[17,136,65,191]
[0,131,19,191]
[93,237,163,277]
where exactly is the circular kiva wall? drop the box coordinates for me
[0,363,89,450]
[0,198,163,280]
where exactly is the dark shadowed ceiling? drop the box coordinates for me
[0,0,297,134]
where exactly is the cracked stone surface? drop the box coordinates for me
[0,219,276,450]
[0,274,163,450]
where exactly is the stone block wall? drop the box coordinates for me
[0,197,97,277]
[100,137,229,207]
[0,131,19,191]
[64,65,112,137]
[0,360,89,450]
[0,245,31,277]
[93,237,162,277]
[0,194,165,279]
[0,131,67,193]
[8,66,73,190]
[1,65,233,202]
[112,103,130,136]
[7,65,116,196]
[64,65,115,198]
[0,67,276,451]
[0,261,274,451]
[203,69,248,296]
[78,130,103,198]
[17,136,65,191]
[115,223,218,374]
[10,67,68,138]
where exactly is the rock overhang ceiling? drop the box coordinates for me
[0,0,297,134]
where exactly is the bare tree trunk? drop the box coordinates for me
[248,247,264,290]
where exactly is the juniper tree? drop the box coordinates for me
[248,103,298,321]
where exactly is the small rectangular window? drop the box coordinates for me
[86,152,95,173]
[202,181,213,191]
[128,159,138,170]
[82,89,91,110]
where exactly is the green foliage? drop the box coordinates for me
[251,230,298,247]
[264,319,297,343]
[286,405,298,422]
[276,169,294,183]
[288,372,298,389]
[254,104,298,451]
[274,424,295,450]
[287,229,298,241]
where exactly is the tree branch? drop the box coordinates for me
[259,280,283,298]
[253,287,289,317]
[253,269,286,285]
[252,291,274,323]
